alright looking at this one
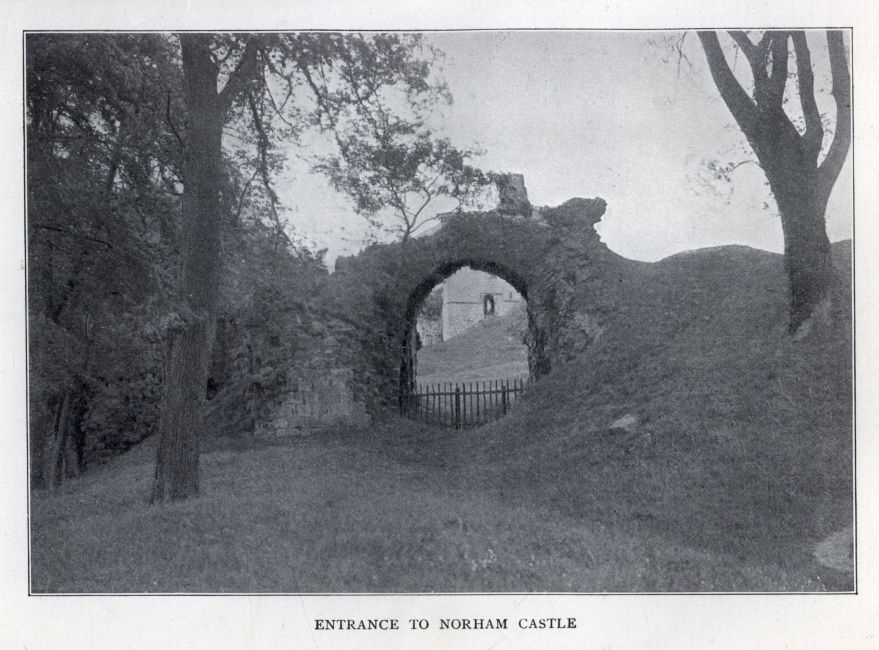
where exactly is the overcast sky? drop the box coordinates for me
[275,30,853,268]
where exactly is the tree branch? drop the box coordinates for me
[727,31,761,62]
[233,168,259,223]
[818,30,852,200]
[410,187,433,221]
[257,45,299,129]
[697,31,759,135]
[728,31,772,105]
[296,59,345,141]
[766,32,789,109]
[165,89,184,149]
[791,31,824,161]
[218,36,261,111]
[246,91,291,246]
[31,223,113,249]
[409,212,444,235]
[674,32,693,80]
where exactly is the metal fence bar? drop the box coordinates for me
[461,383,466,427]
[402,377,532,427]
[475,381,480,424]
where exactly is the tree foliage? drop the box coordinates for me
[26,34,184,488]
[317,122,491,243]
[146,32,468,500]
[23,33,516,501]
[19,35,307,491]
[257,34,492,243]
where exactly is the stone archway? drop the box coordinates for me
[399,256,541,407]
[258,196,625,437]
[342,197,624,414]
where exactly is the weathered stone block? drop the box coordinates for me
[609,414,639,434]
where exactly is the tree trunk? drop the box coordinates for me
[151,320,214,501]
[151,36,225,503]
[771,175,835,334]
[756,115,837,335]
[697,30,850,336]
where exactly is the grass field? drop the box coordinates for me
[416,306,529,385]
[30,241,853,593]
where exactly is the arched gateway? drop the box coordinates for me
[258,195,624,437]
[395,215,550,409]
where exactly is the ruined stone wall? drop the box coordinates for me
[210,301,375,440]
[255,196,627,436]
[532,198,630,364]
[258,368,370,437]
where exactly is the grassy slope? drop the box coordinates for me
[416,307,529,385]
[464,240,853,588]
[30,242,853,592]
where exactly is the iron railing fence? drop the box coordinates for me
[401,377,531,428]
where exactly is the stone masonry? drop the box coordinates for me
[257,185,628,436]
[259,368,370,437]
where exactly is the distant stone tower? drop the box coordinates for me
[493,172,532,217]
[440,270,522,341]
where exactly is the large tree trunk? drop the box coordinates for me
[697,30,850,336]
[770,170,835,333]
[151,320,215,501]
[755,114,837,334]
[151,36,225,503]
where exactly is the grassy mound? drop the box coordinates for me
[30,242,853,592]
[457,240,853,589]
[416,306,529,385]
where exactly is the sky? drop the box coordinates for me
[274,31,853,268]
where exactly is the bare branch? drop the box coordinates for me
[697,31,759,135]
[410,187,433,221]
[766,32,789,109]
[728,31,764,63]
[409,212,444,235]
[674,32,693,80]
[818,30,852,200]
[790,31,824,161]
[723,159,765,176]
[729,31,773,104]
